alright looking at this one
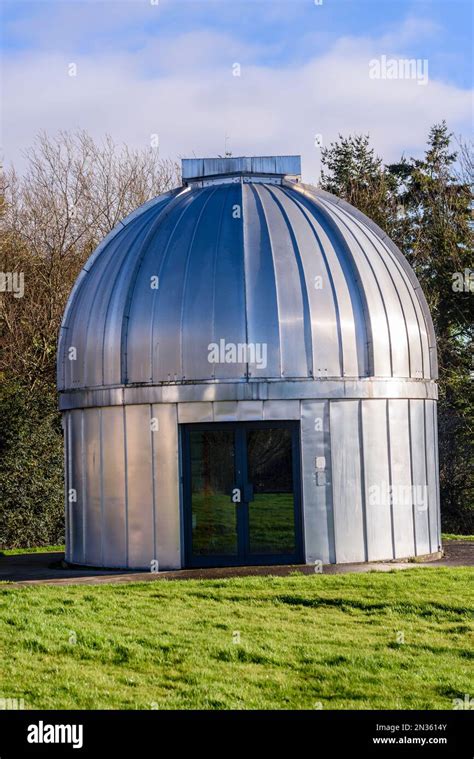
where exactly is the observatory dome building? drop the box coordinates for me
[57,156,441,569]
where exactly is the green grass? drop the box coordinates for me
[0,568,472,710]
[442,533,474,541]
[191,492,295,555]
[0,545,64,555]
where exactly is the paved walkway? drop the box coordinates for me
[0,541,472,587]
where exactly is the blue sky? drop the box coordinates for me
[2,0,473,181]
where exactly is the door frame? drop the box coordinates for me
[181,420,304,568]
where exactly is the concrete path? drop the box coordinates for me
[0,540,472,587]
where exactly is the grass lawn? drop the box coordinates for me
[0,545,65,556]
[442,534,474,541]
[0,568,472,710]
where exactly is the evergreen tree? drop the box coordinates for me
[389,123,473,531]
[320,133,398,233]
[320,124,473,532]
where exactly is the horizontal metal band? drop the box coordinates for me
[59,378,438,411]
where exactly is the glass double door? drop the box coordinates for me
[182,421,303,567]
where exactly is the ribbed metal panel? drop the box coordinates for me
[151,403,181,570]
[182,155,301,180]
[125,405,155,568]
[58,192,179,391]
[301,400,335,564]
[270,187,341,376]
[83,408,101,565]
[64,394,440,569]
[330,400,366,563]
[70,410,85,565]
[59,378,438,411]
[388,398,415,558]
[58,182,436,391]
[426,399,441,552]
[101,407,127,567]
[409,399,431,555]
[361,400,393,561]
[64,412,73,563]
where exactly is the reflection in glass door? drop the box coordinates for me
[182,421,302,568]
[188,429,238,558]
[246,428,296,556]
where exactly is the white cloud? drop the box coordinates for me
[3,27,472,182]
[379,15,441,48]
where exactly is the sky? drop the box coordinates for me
[1,0,473,182]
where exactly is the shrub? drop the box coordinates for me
[0,378,64,548]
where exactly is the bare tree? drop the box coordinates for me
[456,135,474,188]
[0,131,180,387]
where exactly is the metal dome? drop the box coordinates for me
[57,163,437,393]
[58,156,440,571]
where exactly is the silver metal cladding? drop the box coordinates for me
[58,156,440,569]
